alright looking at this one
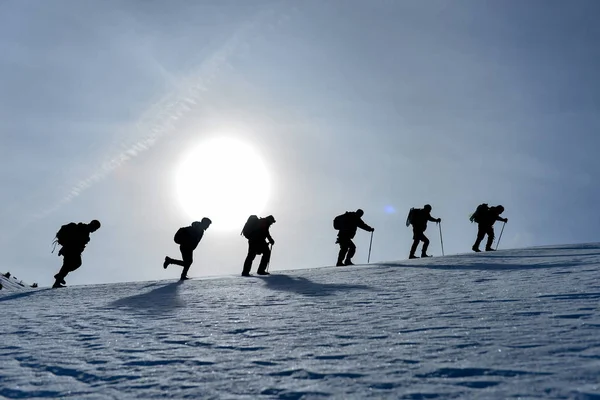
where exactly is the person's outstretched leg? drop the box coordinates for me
[344,240,356,265]
[337,245,348,266]
[257,246,271,275]
[409,239,420,259]
[336,236,350,266]
[167,246,192,266]
[53,250,81,288]
[180,247,194,280]
[53,265,68,288]
[242,251,256,276]
[473,225,486,252]
[410,229,423,259]
[485,227,496,251]
[421,234,431,257]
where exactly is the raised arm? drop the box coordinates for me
[357,219,374,232]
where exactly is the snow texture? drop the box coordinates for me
[1,244,599,399]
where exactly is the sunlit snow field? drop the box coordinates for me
[1,244,599,399]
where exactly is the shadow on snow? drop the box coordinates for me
[258,274,373,297]
[109,281,184,315]
[0,288,52,303]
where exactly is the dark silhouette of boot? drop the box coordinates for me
[344,259,354,266]
[52,281,65,288]
[180,276,190,281]
[241,272,251,277]
[257,271,270,275]
[336,261,344,266]
[485,247,496,252]
[472,246,481,253]
[421,254,431,258]
[409,254,418,259]
[54,275,66,285]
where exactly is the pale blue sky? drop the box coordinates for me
[1,0,599,285]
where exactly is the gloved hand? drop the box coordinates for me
[437,218,442,223]
[269,239,275,245]
[370,227,375,232]
[503,218,508,223]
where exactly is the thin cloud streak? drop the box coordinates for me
[32,5,284,221]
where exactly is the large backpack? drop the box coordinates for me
[174,227,188,245]
[51,223,79,253]
[470,203,489,223]
[406,208,427,227]
[406,208,416,227]
[54,223,78,246]
[333,212,350,230]
[241,215,260,239]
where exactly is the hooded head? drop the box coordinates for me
[89,220,101,232]
[192,217,212,231]
[355,209,364,217]
[424,204,432,212]
[265,215,276,224]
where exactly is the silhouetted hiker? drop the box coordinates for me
[52,220,101,288]
[333,209,374,266]
[406,204,441,259]
[241,215,276,276]
[470,204,508,252]
[164,218,212,281]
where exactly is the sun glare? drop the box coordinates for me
[175,138,271,231]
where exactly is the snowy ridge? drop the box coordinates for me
[1,243,599,399]
[0,273,32,293]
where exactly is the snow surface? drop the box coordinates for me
[1,244,599,399]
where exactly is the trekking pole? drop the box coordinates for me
[438,222,445,256]
[367,231,374,263]
[495,222,506,250]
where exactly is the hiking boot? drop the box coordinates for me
[421,254,431,258]
[163,257,170,269]
[472,246,481,253]
[241,272,252,277]
[344,260,354,266]
[54,275,66,285]
[257,271,270,276]
[409,255,418,259]
[335,262,345,266]
[485,248,496,252]
[180,276,190,281]
[52,282,65,288]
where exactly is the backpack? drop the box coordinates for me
[333,212,350,230]
[407,208,427,227]
[406,208,416,227]
[470,203,489,223]
[54,223,78,246]
[241,215,260,239]
[174,227,188,245]
[51,223,79,253]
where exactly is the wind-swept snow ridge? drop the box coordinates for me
[0,272,33,293]
[1,243,599,399]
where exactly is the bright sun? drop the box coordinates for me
[175,138,271,231]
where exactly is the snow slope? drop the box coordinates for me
[0,273,31,293]
[1,244,599,399]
